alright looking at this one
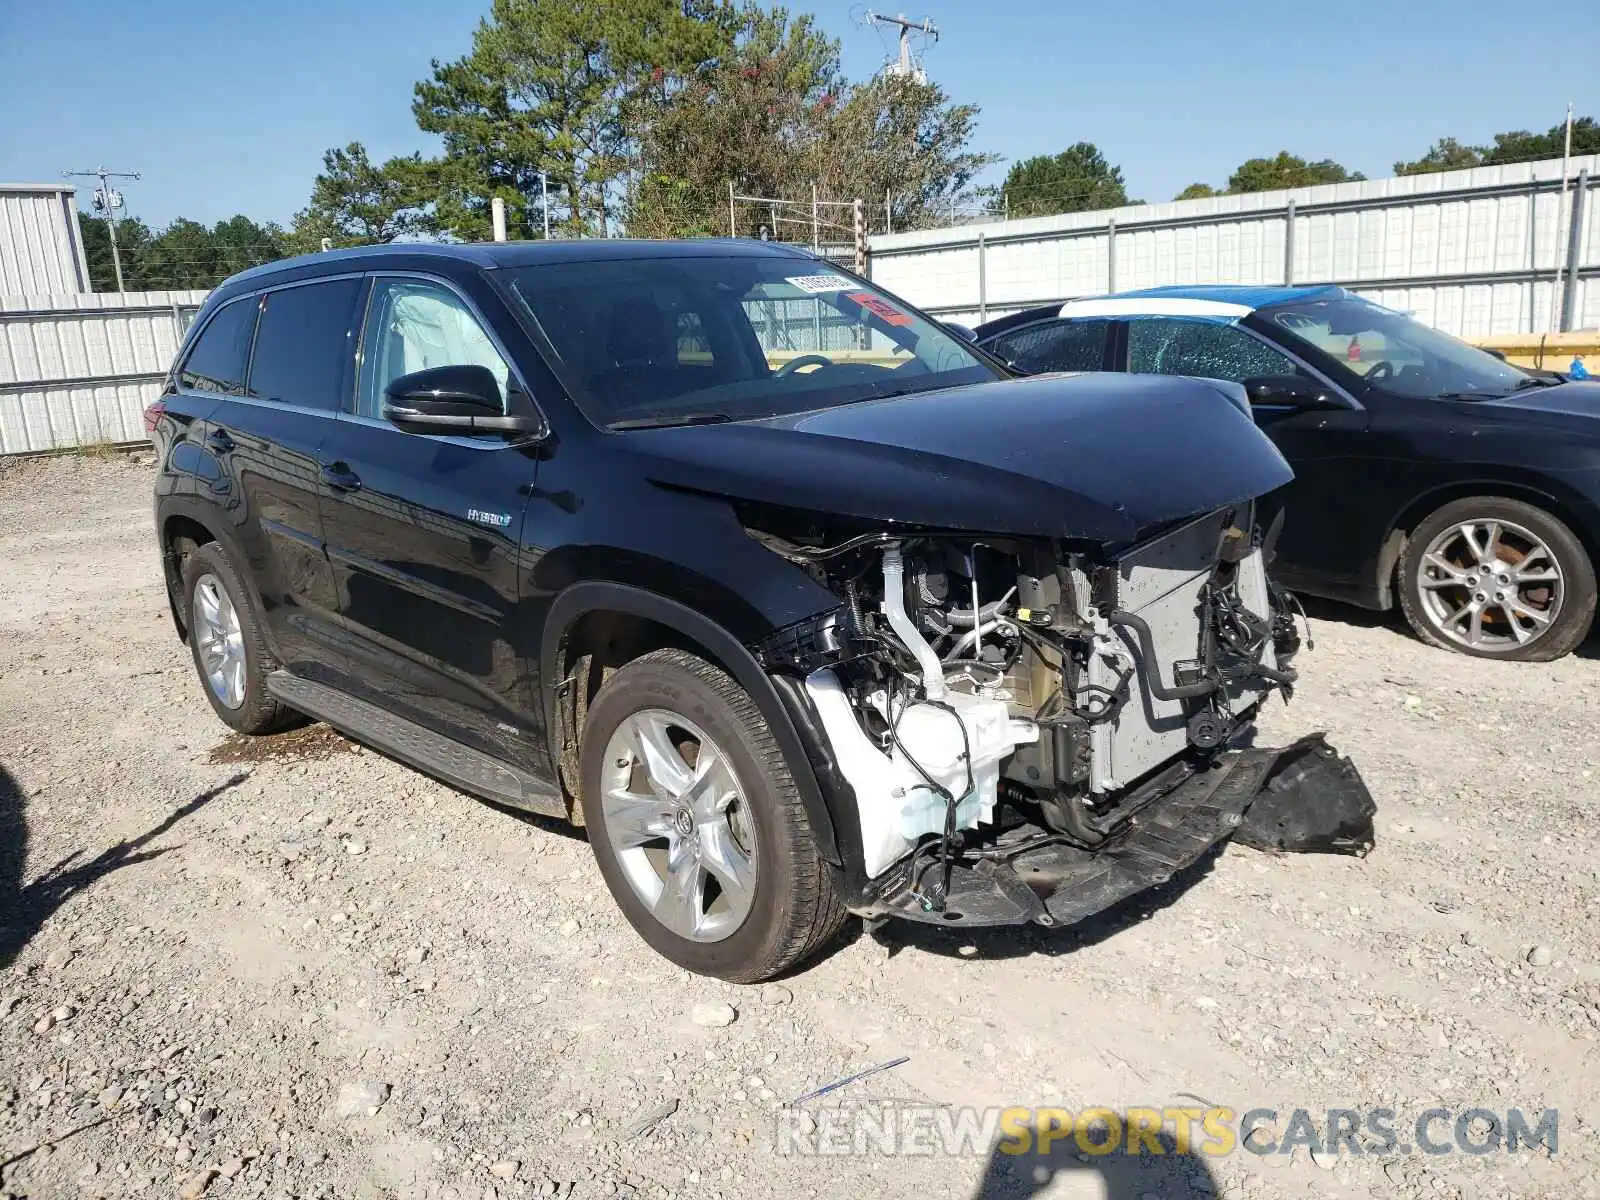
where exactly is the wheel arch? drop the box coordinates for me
[540,581,845,867]
[1374,477,1600,609]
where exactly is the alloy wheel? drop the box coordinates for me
[192,573,247,709]
[1415,518,1564,652]
[599,709,758,943]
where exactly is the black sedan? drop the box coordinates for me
[974,285,1600,661]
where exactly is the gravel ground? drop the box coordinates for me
[2,454,1598,1200]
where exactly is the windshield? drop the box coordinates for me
[1260,294,1533,399]
[503,257,997,429]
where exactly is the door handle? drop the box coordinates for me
[205,429,235,453]
[320,462,363,493]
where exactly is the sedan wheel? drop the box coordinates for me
[599,709,758,943]
[1398,497,1596,661]
[1414,518,1563,652]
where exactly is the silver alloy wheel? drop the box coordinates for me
[599,709,757,943]
[192,573,247,709]
[1415,518,1565,652]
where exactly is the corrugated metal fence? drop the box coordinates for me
[869,155,1600,338]
[0,290,207,455]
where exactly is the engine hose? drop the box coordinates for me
[942,594,1013,628]
[1105,610,1220,701]
[844,579,866,638]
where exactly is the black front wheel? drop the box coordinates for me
[578,649,846,982]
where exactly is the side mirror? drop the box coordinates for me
[1242,374,1339,409]
[943,322,977,342]
[383,365,543,436]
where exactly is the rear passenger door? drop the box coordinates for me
[197,277,360,671]
[979,318,1112,374]
[314,274,545,769]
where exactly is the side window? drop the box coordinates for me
[358,280,512,419]
[985,319,1108,374]
[1127,318,1301,383]
[247,278,362,411]
[178,298,258,395]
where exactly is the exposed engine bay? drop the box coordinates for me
[751,506,1376,926]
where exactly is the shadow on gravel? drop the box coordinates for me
[971,1120,1219,1199]
[860,844,1227,968]
[0,767,247,970]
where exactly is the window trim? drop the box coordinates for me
[978,316,1115,373]
[1119,315,1362,411]
[345,270,546,441]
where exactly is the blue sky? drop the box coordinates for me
[1,0,1593,229]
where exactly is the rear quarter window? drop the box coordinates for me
[178,298,259,396]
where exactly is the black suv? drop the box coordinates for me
[150,241,1372,981]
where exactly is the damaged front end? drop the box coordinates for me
[751,507,1376,929]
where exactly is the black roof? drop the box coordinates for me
[972,304,1066,341]
[223,237,821,291]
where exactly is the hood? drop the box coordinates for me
[618,373,1293,544]
[1475,379,1600,421]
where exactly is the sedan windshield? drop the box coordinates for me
[1260,294,1533,400]
[502,257,997,429]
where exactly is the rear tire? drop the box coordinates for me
[579,648,846,982]
[181,542,297,734]
[1397,496,1595,661]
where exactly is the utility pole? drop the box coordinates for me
[62,166,140,292]
[867,12,938,82]
[538,172,552,240]
[1552,102,1574,332]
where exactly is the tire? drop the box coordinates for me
[181,541,297,733]
[1397,496,1596,662]
[578,648,846,982]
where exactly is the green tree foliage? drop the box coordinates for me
[1394,118,1599,176]
[1393,137,1483,176]
[1000,143,1132,217]
[77,212,286,291]
[287,143,435,253]
[1226,152,1364,194]
[628,6,996,237]
[412,0,738,240]
[1174,182,1218,201]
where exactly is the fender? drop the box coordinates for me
[540,580,846,867]
[155,494,279,655]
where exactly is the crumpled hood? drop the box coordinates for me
[619,373,1293,544]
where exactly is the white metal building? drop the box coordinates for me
[869,155,1600,338]
[0,183,91,295]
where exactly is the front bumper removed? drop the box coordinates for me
[857,734,1376,929]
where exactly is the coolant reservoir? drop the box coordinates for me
[889,691,1025,839]
[803,669,1038,879]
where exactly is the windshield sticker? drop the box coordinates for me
[785,274,854,294]
[848,291,914,327]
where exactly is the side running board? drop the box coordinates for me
[265,671,566,819]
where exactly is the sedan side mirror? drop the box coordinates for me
[1242,374,1339,409]
[383,365,543,436]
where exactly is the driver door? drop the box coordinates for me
[1121,317,1371,595]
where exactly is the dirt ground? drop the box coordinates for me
[2,454,1598,1200]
